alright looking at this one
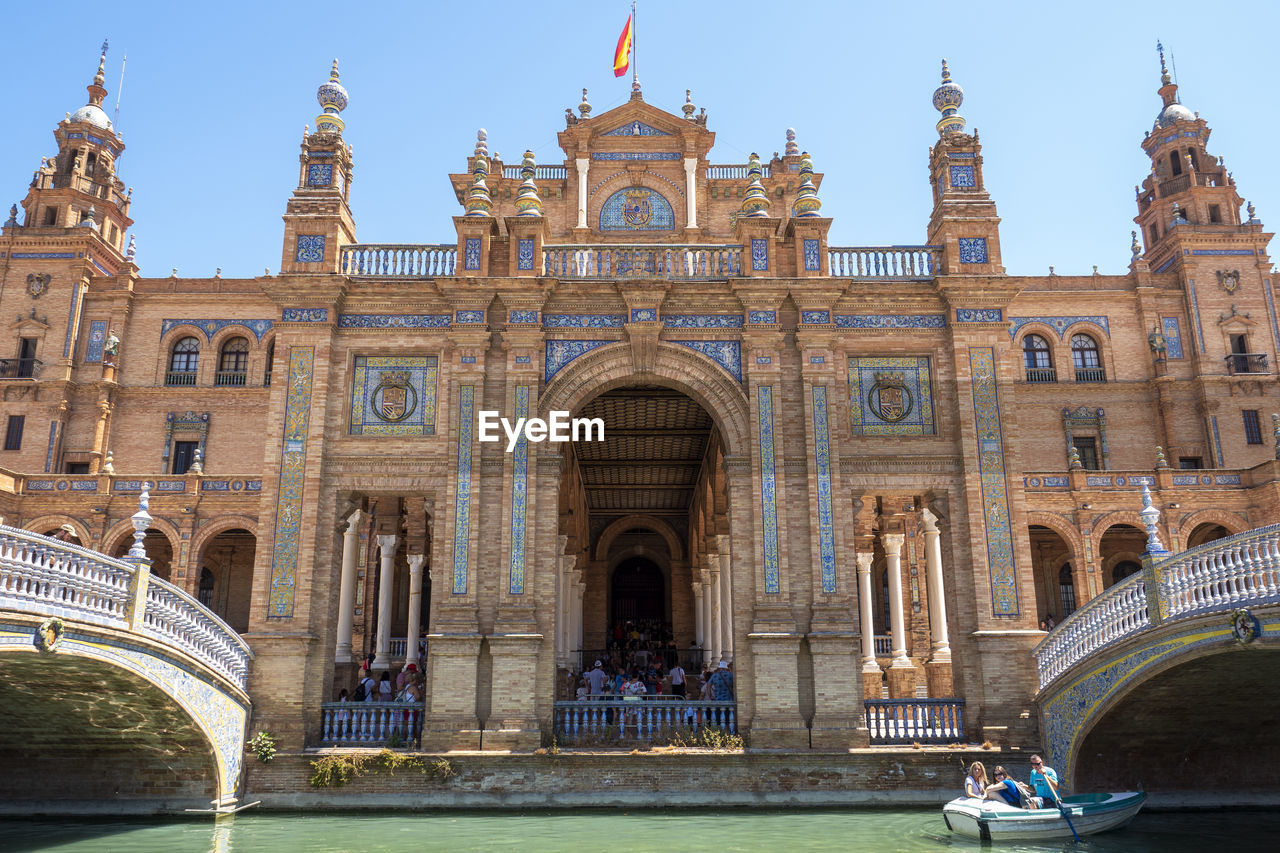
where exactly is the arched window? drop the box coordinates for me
[198,567,216,607]
[1058,564,1076,617]
[1169,150,1182,176]
[264,340,276,387]
[1022,334,1055,382]
[1112,561,1141,584]
[167,336,200,385]
[1071,333,1104,382]
[215,337,250,386]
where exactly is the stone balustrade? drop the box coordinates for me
[319,701,425,746]
[553,698,737,743]
[864,698,966,744]
[828,245,940,279]
[340,244,457,277]
[1034,524,1280,690]
[543,244,743,280]
[500,165,568,180]
[0,524,251,691]
[706,164,771,179]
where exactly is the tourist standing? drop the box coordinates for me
[669,662,686,697]
[585,660,608,696]
[708,661,734,701]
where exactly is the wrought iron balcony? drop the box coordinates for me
[214,370,247,387]
[1225,353,1269,375]
[1074,367,1107,383]
[165,370,197,386]
[0,358,41,379]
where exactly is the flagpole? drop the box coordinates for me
[632,0,637,85]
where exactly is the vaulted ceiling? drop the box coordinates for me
[573,387,715,518]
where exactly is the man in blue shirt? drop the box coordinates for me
[1029,755,1061,806]
[708,661,734,701]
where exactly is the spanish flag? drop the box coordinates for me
[613,14,632,77]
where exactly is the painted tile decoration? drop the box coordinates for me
[663,314,745,329]
[1215,473,1243,485]
[267,346,314,618]
[810,356,825,364]
[515,355,531,364]
[70,480,97,491]
[544,314,625,328]
[630,308,658,323]
[281,308,328,323]
[349,355,438,436]
[545,340,612,381]
[155,480,186,492]
[45,421,57,473]
[968,347,1019,615]
[748,311,778,324]
[1162,317,1185,359]
[1042,476,1069,487]
[803,239,821,271]
[464,238,481,270]
[1007,316,1110,340]
[600,187,675,231]
[949,165,976,188]
[509,385,530,595]
[601,121,671,136]
[958,237,988,264]
[460,356,476,364]
[63,284,83,357]
[517,238,535,271]
[946,152,977,159]
[306,164,333,186]
[455,310,485,324]
[295,235,325,264]
[1171,475,1200,486]
[812,385,837,594]
[756,357,772,364]
[956,308,1003,323]
[1210,416,1224,468]
[1191,249,1255,256]
[848,356,936,435]
[1152,257,1176,274]
[26,480,55,491]
[592,152,682,160]
[1187,278,1206,353]
[338,314,450,328]
[672,340,742,382]
[85,320,107,363]
[755,386,781,594]
[751,238,768,271]
[800,310,831,324]
[162,318,275,341]
[836,314,946,329]
[1266,281,1280,357]
[452,386,475,595]
[202,480,231,492]
[509,310,539,324]
[11,252,77,259]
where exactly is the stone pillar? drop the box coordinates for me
[718,550,734,662]
[881,532,917,698]
[707,567,722,664]
[575,158,589,230]
[372,533,397,669]
[856,550,883,702]
[684,157,698,227]
[405,553,425,668]
[692,583,705,662]
[334,508,362,663]
[921,509,954,696]
[573,569,585,660]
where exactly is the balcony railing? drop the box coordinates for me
[553,698,737,744]
[165,370,197,386]
[500,165,567,180]
[543,245,743,280]
[214,370,247,387]
[318,701,425,746]
[828,246,939,280]
[1025,367,1057,383]
[340,244,457,277]
[1074,367,1106,382]
[0,358,41,379]
[864,698,965,744]
[1225,353,1269,375]
[707,164,771,180]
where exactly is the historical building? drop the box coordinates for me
[1,46,1277,756]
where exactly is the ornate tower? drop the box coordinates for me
[925,60,1003,276]
[280,60,356,274]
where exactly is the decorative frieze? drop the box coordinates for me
[162,318,274,341]
[267,347,314,618]
[969,346,1018,615]
[671,340,742,382]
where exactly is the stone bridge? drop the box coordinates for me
[1035,522,1280,800]
[0,515,253,812]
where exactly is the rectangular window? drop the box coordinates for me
[43,207,58,226]
[17,338,37,378]
[1072,437,1100,470]
[1208,204,1222,224]
[1244,410,1263,445]
[66,462,90,475]
[172,440,199,475]
[4,415,23,451]
[1179,457,1203,470]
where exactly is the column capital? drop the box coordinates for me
[881,533,905,555]
[376,533,398,552]
[921,507,941,533]
[407,553,426,573]
[855,552,875,573]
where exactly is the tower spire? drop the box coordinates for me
[932,59,966,136]
[315,59,349,135]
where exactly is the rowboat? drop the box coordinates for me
[942,791,1147,841]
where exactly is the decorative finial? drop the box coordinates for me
[1154,446,1169,468]
[784,128,799,157]
[932,59,966,136]
[579,88,592,119]
[514,150,543,217]
[126,233,136,262]
[4,205,16,228]
[740,153,771,218]
[171,268,178,278]
[1139,484,1167,555]
[189,447,203,475]
[1170,201,1183,225]
[1157,41,1170,86]
[630,78,643,100]
[215,268,222,278]
[79,205,98,230]
[127,485,152,563]
[315,58,349,135]
[1068,445,1082,469]
[1247,201,1258,223]
[94,41,107,88]
[682,89,696,120]
[791,152,822,218]
[474,128,488,156]
[102,450,115,476]
[464,130,493,217]
[1131,230,1142,262]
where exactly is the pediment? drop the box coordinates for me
[11,309,51,332]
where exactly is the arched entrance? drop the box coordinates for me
[611,556,666,624]
[111,530,174,581]
[196,528,257,633]
[1098,524,1145,591]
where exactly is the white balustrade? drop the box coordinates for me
[543,244,743,280]
[828,246,940,279]
[0,523,251,692]
[500,165,568,180]
[319,701,425,745]
[864,699,965,744]
[553,699,736,743]
[873,635,892,656]
[340,244,457,277]
[706,164,771,180]
[388,637,407,659]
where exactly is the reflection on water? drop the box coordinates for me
[0,808,1275,852]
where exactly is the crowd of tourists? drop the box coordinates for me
[569,655,735,702]
[336,658,425,704]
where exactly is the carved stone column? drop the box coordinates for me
[856,550,883,702]
[372,533,397,669]
[882,532,917,698]
[684,157,698,228]
[707,567,722,664]
[334,508,362,663]
[575,158,589,229]
[921,509,954,696]
[714,534,734,662]
[405,553,425,667]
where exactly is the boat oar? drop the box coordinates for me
[1055,795,1081,843]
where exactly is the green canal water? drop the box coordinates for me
[0,808,1275,852]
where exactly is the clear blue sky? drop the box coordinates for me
[2,1,1277,279]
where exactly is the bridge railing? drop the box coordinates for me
[864,698,965,744]
[318,701,425,746]
[1034,523,1280,690]
[0,524,252,691]
[553,698,736,744]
